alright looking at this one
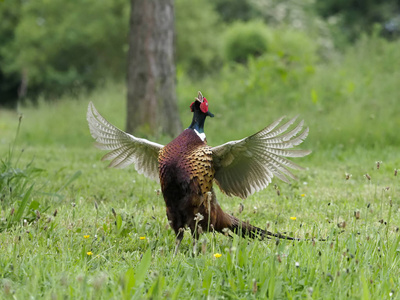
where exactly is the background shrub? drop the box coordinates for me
[223,21,270,63]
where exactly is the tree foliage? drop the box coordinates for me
[1,0,129,101]
[0,0,399,106]
[316,0,400,41]
[213,0,261,23]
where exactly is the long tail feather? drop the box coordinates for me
[228,214,299,241]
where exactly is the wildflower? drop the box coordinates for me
[214,253,222,258]
[194,213,204,221]
[295,262,300,268]
[290,217,297,220]
[87,251,93,256]
[84,235,90,239]
[139,236,146,240]
[300,194,305,197]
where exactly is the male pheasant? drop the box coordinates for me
[87,92,311,253]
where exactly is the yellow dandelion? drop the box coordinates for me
[139,236,146,240]
[83,235,90,239]
[290,217,297,220]
[214,253,222,258]
[87,251,93,256]
[300,194,305,197]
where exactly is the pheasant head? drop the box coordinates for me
[188,91,214,140]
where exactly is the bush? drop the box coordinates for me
[251,0,335,56]
[268,27,319,65]
[222,24,318,95]
[223,21,270,63]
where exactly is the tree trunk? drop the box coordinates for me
[126,0,182,137]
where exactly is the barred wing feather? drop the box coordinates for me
[87,102,163,182]
[211,116,311,199]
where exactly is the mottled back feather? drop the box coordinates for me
[159,129,214,207]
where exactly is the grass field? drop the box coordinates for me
[1,38,400,299]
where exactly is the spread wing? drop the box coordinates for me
[87,102,163,182]
[211,116,311,199]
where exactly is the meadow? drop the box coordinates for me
[1,36,400,299]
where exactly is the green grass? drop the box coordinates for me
[1,108,399,299]
[1,37,400,299]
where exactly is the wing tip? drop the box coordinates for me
[87,101,95,118]
[302,149,312,156]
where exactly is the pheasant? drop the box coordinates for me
[87,91,311,253]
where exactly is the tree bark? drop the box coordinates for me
[126,0,182,137]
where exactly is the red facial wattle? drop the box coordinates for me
[190,98,209,113]
[200,98,209,113]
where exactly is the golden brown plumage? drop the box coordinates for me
[87,91,310,253]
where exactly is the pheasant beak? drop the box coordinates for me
[207,111,214,118]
